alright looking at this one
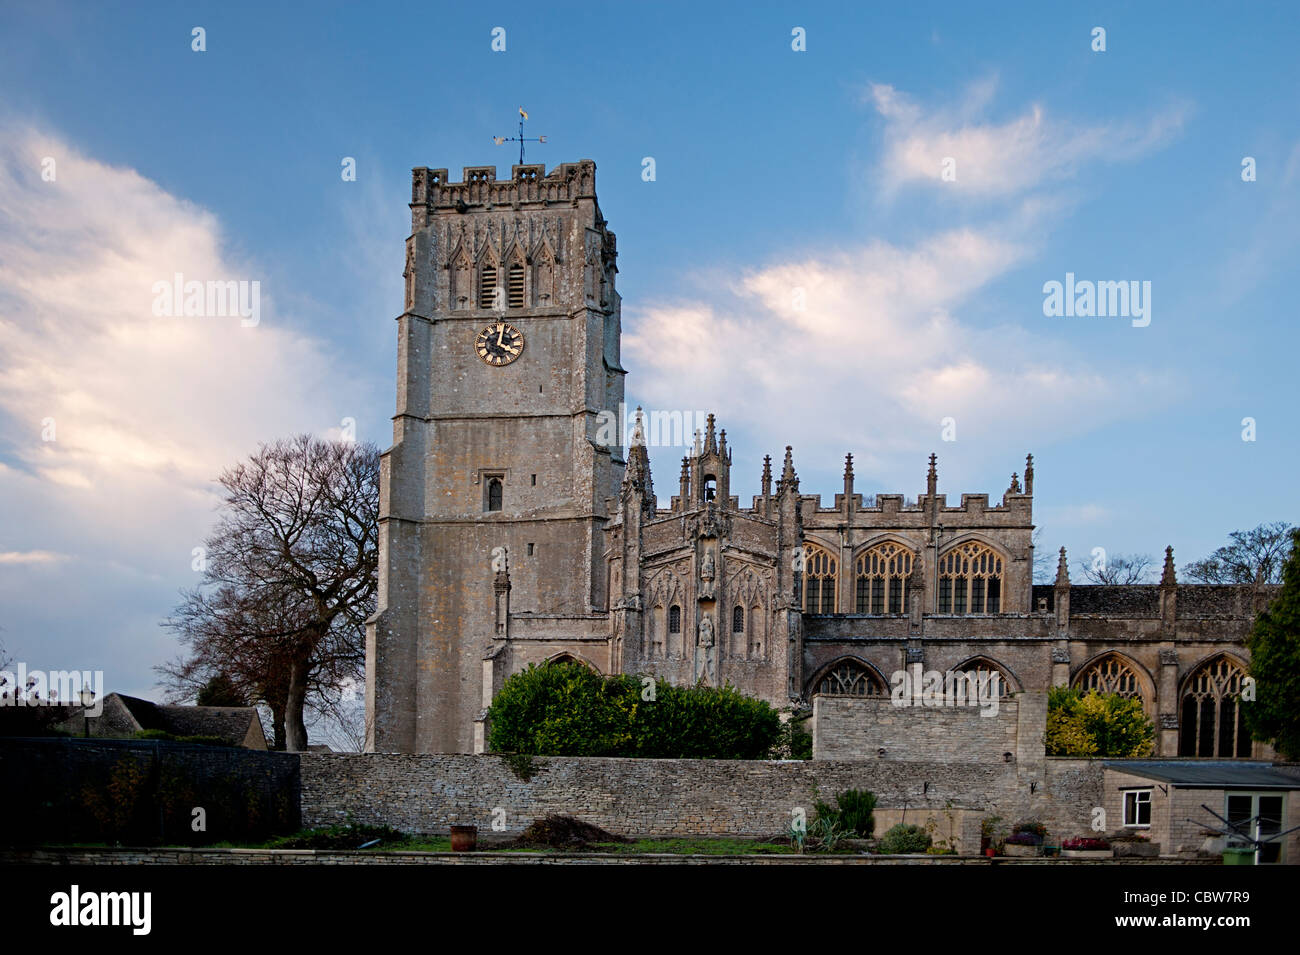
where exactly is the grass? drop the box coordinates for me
[42,825,822,856]
[590,838,795,855]
[43,834,805,855]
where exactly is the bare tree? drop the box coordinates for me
[159,435,379,751]
[1076,552,1155,585]
[1032,527,1051,583]
[1182,521,1294,585]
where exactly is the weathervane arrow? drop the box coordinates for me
[493,107,548,165]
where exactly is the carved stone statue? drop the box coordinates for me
[694,613,717,685]
[699,547,716,599]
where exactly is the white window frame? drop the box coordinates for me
[1122,788,1152,828]
[1224,790,1287,864]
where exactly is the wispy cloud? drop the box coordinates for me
[0,550,67,565]
[0,123,365,692]
[867,79,1189,199]
[625,81,1181,481]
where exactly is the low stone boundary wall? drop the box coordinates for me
[301,753,1103,848]
[4,847,1213,865]
[1,737,300,846]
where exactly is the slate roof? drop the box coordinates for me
[112,693,262,746]
[1104,760,1300,790]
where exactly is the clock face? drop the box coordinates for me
[474,321,525,366]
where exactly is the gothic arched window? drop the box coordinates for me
[947,658,1014,698]
[938,541,1003,614]
[478,261,498,309]
[801,544,837,614]
[1074,654,1142,699]
[1180,656,1252,758]
[668,605,681,634]
[732,606,744,633]
[855,542,913,614]
[486,478,503,512]
[816,660,883,697]
[507,259,525,309]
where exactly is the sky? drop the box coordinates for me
[1,1,1297,708]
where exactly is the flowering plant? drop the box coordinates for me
[1061,837,1111,850]
[1004,832,1043,846]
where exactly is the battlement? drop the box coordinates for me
[411,160,598,213]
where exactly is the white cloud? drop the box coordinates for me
[625,228,1167,480]
[867,80,1188,198]
[625,81,1183,485]
[0,124,367,693]
[0,550,67,565]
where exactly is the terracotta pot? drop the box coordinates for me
[985,848,996,858]
[450,825,478,852]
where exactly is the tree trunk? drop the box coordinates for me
[285,655,311,752]
[270,703,287,751]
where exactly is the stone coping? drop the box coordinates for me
[3,848,1217,866]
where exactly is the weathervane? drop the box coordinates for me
[493,108,547,165]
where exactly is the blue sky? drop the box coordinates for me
[1,1,1297,706]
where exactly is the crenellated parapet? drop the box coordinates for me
[412,161,598,222]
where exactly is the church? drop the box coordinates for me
[365,159,1272,761]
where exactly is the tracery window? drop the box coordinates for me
[855,542,913,614]
[947,659,1013,698]
[1074,654,1141,699]
[486,477,503,512]
[801,544,837,614]
[816,660,883,697]
[546,654,592,670]
[937,542,1003,613]
[1180,656,1252,758]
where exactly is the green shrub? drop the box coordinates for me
[487,663,782,759]
[877,823,932,854]
[1045,686,1154,757]
[767,717,813,759]
[266,823,407,850]
[131,730,231,747]
[813,788,876,837]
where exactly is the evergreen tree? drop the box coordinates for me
[195,673,247,707]
[1245,528,1300,758]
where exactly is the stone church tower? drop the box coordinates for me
[366,160,625,753]
[369,158,1270,762]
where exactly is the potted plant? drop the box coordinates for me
[1002,821,1046,857]
[1061,836,1113,859]
[1111,832,1160,858]
[980,815,1006,855]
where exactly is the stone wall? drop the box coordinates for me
[812,694,1028,762]
[0,737,299,846]
[300,751,1102,848]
